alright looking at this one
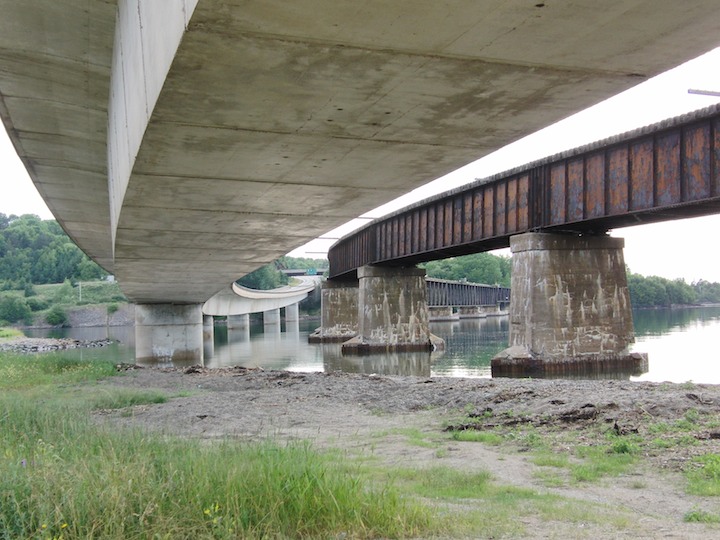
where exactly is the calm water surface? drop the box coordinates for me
[26,306,720,384]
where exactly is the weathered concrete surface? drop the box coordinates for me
[135,303,204,366]
[492,232,646,375]
[309,280,359,343]
[429,306,458,322]
[3,2,720,304]
[342,266,436,354]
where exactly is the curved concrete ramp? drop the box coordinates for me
[202,277,318,316]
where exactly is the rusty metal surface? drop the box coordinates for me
[329,104,720,279]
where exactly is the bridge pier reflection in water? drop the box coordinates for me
[23,307,720,382]
[202,316,647,380]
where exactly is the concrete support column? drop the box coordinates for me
[342,265,443,354]
[285,303,299,322]
[135,304,203,366]
[227,313,249,329]
[202,314,214,359]
[308,279,359,343]
[263,308,281,326]
[492,232,647,376]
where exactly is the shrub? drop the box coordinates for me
[45,305,68,326]
[25,297,49,312]
[0,295,32,324]
[23,282,36,297]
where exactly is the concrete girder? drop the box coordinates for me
[202,280,316,317]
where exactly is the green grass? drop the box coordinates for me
[449,429,503,445]
[0,399,431,539]
[0,352,116,389]
[392,466,631,537]
[687,454,720,496]
[570,442,638,483]
[89,388,169,410]
[531,450,570,468]
[0,353,437,539]
[0,327,23,340]
[684,508,720,523]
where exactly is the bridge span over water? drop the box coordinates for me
[324,105,720,372]
[2,1,720,363]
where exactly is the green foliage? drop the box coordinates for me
[22,282,35,297]
[45,305,68,326]
[0,213,107,286]
[694,280,720,304]
[236,264,289,290]
[627,270,700,307]
[422,252,511,286]
[277,256,328,271]
[52,279,75,304]
[25,297,49,312]
[0,295,32,324]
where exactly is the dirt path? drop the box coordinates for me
[98,367,720,538]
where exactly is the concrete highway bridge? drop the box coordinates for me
[2,1,720,364]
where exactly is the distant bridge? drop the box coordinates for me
[426,278,509,308]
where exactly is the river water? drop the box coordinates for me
[25,306,720,384]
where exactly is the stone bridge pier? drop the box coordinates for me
[492,232,647,376]
[312,265,443,353]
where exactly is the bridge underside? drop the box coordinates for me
[3,1,720,305]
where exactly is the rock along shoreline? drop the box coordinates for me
[0,337,115,354]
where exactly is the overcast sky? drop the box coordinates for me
[3,47,720,282]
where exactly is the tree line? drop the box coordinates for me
[627,272,720,307]
[0,213,106,289]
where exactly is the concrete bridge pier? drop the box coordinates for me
[263,308,280,325]
[429,306,458,321]
[492,232,647,376]
[227,314,250,329]
[342,265,443,354]
[135,304,204,366]
[308,280,359,343]
[285,303,299,322]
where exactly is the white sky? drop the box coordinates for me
[3,47,720,282]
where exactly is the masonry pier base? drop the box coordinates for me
[492,232,647,377]
[308,280,359,343]
[135,304,204,366]
[342,265,443,354]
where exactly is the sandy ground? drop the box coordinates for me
[95,366,720,539]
